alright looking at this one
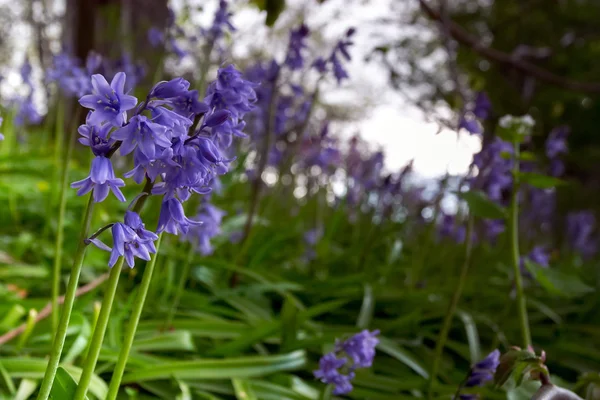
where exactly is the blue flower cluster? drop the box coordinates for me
[47,52,145,98]
[313,28,356,83]
[459,92,492,135]
[75,65,255,267]
[314,329,379,395]
[545,126,568,176]
[14,58,42,126]
[184,197,226,255]
[458,349,500,400]
[567,211,597,258]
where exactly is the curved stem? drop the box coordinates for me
[37,195,95,400]
[510,143,532,348]
[105,233,164,400]
[426,215,474,399]
[73,258,124,400]
[51,107,79,333]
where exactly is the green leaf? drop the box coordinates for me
[14,379,38,400]
[357,284,375,330]
[63,312,91,364]
[133,331,197,352]
[280,294,299,352]
[457,310,481,363]
[525,260,594,298]
[122,351,306,383]
[376,337,429,379]
[460,190,507,219]
[50,367,87,400]
[0,361,16,395]
[517,172,565,189]
[494,350,538,387]
[0,358,107,399]
[232,379,258,400]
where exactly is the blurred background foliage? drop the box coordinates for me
[1,0,600,399]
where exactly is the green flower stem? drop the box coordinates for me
[37,195,95,400]
[427,215,474,400]
[510,143,532,349]
[74,178,154,400]
[51,107,80,333]
[105,233,164,400]
[73,257,124,400]
[164,244,195,330]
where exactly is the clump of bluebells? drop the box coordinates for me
[14,58,42,126]
[72,64,256,267]
[47,51,145,98]
[457,350,500,400]
[314,330,379,395]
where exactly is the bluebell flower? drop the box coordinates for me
[338,329,380,368]
[90,216,157,268]
[79,72,138,126]
[314,330,379,395]
[157,198,201,235]
[185,199,226,255]
[567,211,597,258]
[459,115,482,135]
[0,115,4,141]
[546,126,569,159]
[148,27,165,47]
[285,24,310,70]
[207,0,235,39]
[458,349,500,400]
[472,92,492,119]
[71,156,126,203]
[15,95,43,126]
[112,115,171,159]
[77,116,115,156]
[150,77,190,99]
[171,89,209,118]
[314,353,355,395]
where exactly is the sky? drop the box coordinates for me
[224,0,481,179]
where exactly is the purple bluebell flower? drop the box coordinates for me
[171,89,209,118]
[337,329,380,368]
[484,219,505,242]
[285,24,310,70]
[157,198,201,235]
[112,115,171,159]
[77,116,115,156]
[567,211,597,258]
[546,126,569,158]
[459,115,482,135]
[0,115,3,141]
[470,138,513,203]
[71,156,126,203]
[458,349,500,400]
[185,200,226,255]
[93,217,157,268]
[79,72,138,127]
[150,77,190,99]
[15,95,42,126]
[314,353,355,395]
[207,0,235,39]
[148,27,165,48]
[472,92,492,120]
[314,330,379,395]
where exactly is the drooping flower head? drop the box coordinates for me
[458,350,500,400]
[314,330,379,395]
[71,156,126,203]
[285,24,310,70]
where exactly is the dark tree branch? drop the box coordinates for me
[418,0,600,93]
